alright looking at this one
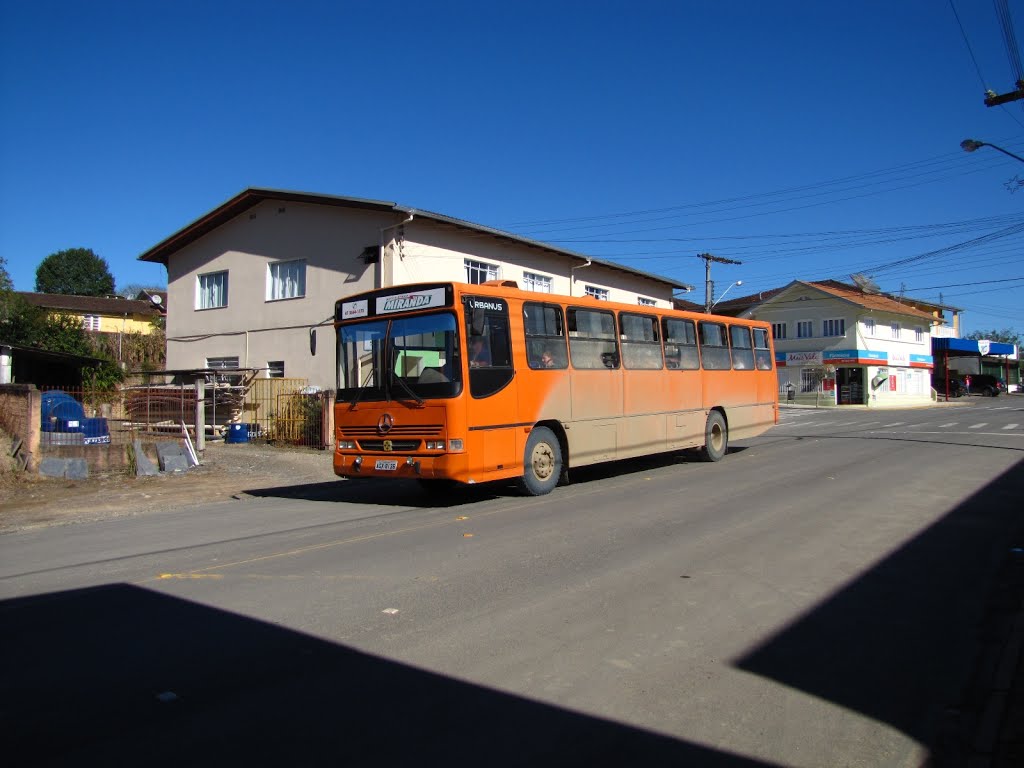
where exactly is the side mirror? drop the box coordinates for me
[309,327,317,356]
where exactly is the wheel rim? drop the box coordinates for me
[709,422,725,454]
[530,441,556,482]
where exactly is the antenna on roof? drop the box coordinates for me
[850,273,880,294]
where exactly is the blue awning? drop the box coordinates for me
[932,338,1016,355]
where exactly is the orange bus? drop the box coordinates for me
[332,280,777,495]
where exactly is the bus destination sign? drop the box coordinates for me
[376,287,448,315]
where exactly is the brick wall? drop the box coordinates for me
[0,383,41,470]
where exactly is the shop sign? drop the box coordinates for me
[786,351,822,366]
[889,350,909,366]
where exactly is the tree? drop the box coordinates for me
[965,328,1022,346]
[0,256,12,291]
[35,248,115,296]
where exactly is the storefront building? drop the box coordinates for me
[732,280,937,407]
[933,337,1019,393]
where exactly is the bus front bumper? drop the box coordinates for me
[334,451,469,481]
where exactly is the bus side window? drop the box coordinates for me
[729,325,754,370]
[524,302,568,369]
[753,327,774,370]
[620,312,662,370]
[568,307,619,370]
[465,296,514,398]
[662,318,700,370]
[698,321,731,370]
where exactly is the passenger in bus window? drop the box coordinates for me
[469,337,491,367]
[540,347,556,368]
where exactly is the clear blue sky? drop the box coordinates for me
[2,1,1022,337]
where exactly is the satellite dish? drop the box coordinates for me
[151,295,163,305]
[850,273,880,294]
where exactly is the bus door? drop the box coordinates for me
[463,295,519,477]
[567,306,623,462]
[662,317,704,448]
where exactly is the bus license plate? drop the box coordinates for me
[375,459,399,471]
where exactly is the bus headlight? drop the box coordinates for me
[338,440,357,450]
[448,439,464,451]
[425,440,445,450]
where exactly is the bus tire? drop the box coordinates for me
[519,426,562,496]
[700,411,728,462]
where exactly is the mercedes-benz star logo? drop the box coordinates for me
[378,413,394,434]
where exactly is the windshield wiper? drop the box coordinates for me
[346,366,378,411]
[387,363,425,405]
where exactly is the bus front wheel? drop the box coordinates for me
[701,411,728,462]
[519,426,562,496]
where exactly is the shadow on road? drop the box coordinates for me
[2,583,777,767]
[241,447,749,506]
[734,456,1024,762]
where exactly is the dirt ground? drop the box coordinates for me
[0,440,340,534]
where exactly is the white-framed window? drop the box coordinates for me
[522,272,552,293]
[823,318,846,337]
[267,259,306,301]
[796,320,813,338]
[197,271,228,309]
[206,356,239,369]
[465,259,499,284]
[637,297,657,306]
[800,367,824,393]
[863,318,876,336]
[82,314,101,331]
[914,326,924,343]
[890,322,901,340]
[268,360,284,378]
[772,322,787,340]
[585,285,609,301]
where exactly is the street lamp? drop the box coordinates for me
[960,138,1024,164]
[711,280,743,310]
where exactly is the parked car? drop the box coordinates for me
[932,374,965,397]
[969,374,1006,396]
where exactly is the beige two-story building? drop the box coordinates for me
[138,188,692,389]
[730,280,939,406]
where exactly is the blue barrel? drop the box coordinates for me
[225,423,249,443]
[41,391,85,432]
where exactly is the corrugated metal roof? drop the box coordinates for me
[137,187,693,292]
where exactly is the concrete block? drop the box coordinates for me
[160,453,190,473]
[39,458,69,478]
[155,441,185,463]
[64,458,88,480]
[133,440,160,477]
[37,457,89,480]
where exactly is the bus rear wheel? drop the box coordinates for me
[700,411,728,462]
[519,426,562,496]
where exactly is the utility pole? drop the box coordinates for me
[985,80,1024,107]
[699,252,742,313]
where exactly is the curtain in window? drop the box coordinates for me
[270,261,305,300]
[199,272,228,309]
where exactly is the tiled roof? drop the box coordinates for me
[804,280,937,321]
[18,292,162,317]
[690,279,938,322]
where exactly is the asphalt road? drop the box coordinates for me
[2,398,1023,767]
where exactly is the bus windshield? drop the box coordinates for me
[337,312,462,403]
